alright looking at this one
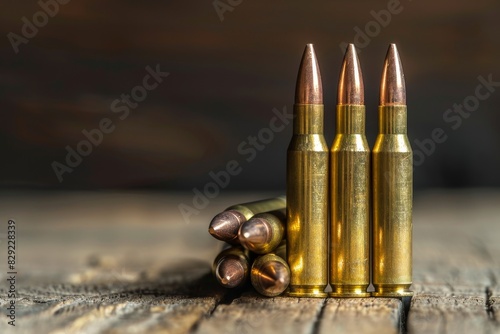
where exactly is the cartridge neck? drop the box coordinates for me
[336,105,365,134]
[293,104,324,134]
[378,105,407,134]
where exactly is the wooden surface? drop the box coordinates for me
[0,190,498,334]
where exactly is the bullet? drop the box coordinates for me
[372,44,413,297]
[251,242,290,297]
[209,197,286,244]
[330,44,370,297]
[287,44,328,298]
[213,246,251,288]
[238,208,286,254]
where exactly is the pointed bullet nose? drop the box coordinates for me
[215,258,247,288]
[208,210,247,243]
[338,44,364,105]
[380,43,406,106]
[295,44,323,104]
[257,261,290,295]
[238,218,270,251]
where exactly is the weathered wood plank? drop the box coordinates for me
[413,215,499,287]
[0,262,224,334]
[0,191,499,333]
[318,298,403,334]
[0,192,281,334]
[194,291,325,334]
[408,294,497,333]
[408,191,500,334]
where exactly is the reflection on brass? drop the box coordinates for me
[287,44,328,298]
[330,44,370,297]
[372,44,413,297]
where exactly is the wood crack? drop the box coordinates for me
[188,281,241,333]
[485,287,497,323]
[311,298,326,334]
[401,296,412,334]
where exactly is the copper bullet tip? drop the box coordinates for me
[255,260,290,296]
[380,43,406,106]
[295,44,323,104]
[338,44,364,105]
[215,258,247,288]
[208,210,247,243]
[238,218,271,250]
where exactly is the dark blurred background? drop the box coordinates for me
[1,0,499,192]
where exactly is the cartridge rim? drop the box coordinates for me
[287,291,327,298]
[329,285,370,298]
[372,284,413,297]
[329,292,370,298]
[287,286,327,298]
[371,291,414,297]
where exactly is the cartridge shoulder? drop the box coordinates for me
[372,134,412,153]
[331,134,370,152]
[288,134,328,152]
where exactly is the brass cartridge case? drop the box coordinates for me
[372,105,413,297]
[209,196,286,244]
[330,105,370,297]
[227,197,286,221]
[287,103,328,297]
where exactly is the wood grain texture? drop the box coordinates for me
[0,261,224,334]
[195,292,325,334]
[0,190,499,333]
[408,294,497,334]
[318,298,403,334]
[407,191,500,334]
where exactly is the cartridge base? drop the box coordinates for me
[329,292,370,298]
[287,286,327,298]
[329,285,370,298]
[372,285,413,297]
